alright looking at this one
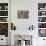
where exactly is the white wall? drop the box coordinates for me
[11,0,46,30]
[11,0,46,46]
[11,0,38,30]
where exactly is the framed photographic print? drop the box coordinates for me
[17,10,29,19]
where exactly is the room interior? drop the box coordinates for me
[0,0,46,46]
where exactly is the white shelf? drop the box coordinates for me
[38,10,46,11]
[38,28,46,29]
[38,16,46,17]
[0,16,8,17]
[0,22,8,23]
[38,22,46,23]
[0,10,8,11]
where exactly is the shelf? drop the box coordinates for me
[0,16,8,17]
[38,22,46,23]
[38,28,46,29]
[0,22,8,23]
[38,15,46,17]
[0,10,8,11]
[38,3,46,37]
[0,3,8,37]
[38,10,46,11]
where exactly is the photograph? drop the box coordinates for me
[17,10,29,19]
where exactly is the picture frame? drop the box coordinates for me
[17,10,29,19]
